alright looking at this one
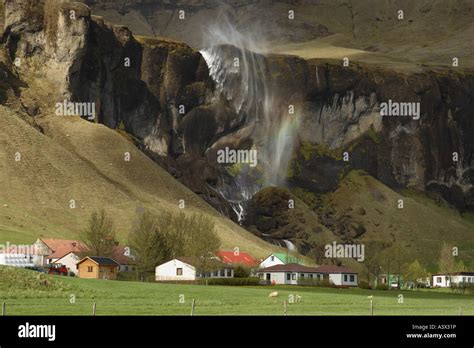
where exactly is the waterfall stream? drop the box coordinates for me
[199,16,299,250]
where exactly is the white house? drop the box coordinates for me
[257,264,323,285]
[155,257,234,281]
[259,253,302,269]
[432,272,474,287]
[315,265,358,286]
[257,264,358,286]
[53,251,86,275]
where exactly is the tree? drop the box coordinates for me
[401,260,428,289]
[128,210,172,280]
[79,209,116,257]
[438,243,456,274]
[184,214,221,277]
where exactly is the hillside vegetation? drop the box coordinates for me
[0,105,278,258]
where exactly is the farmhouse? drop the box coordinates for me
[259,253,303,269]
[315,265,358,286]
[258,264,358,286]
[432,272,474,287]
[258,264,322,285]
[32,238,87,266]
[216,250,258,267]
[76,256,119,280]
[53,251,87,275]
[155,257,234,281]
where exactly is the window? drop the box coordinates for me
[286,273,291,281]
[344,275,348,282]
[125,266,128,271]
[271,256,274,261]
[220,269,225,277]
[350,275,355,282]
[227,269,232,277]
[309,274,313,279]
[87,266,93,272]
[301,273,305,278]
[292,274,296,280]
[266,273,271,280]
[176,268,183,276]
[213,270,218,277]
[436,277,442,283]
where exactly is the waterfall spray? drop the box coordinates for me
[200,13,299,221]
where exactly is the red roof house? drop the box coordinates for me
[217,250,258,267]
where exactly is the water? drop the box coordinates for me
[200,14,300,252]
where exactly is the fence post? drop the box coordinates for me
[370,299,373,316]
[2,302,5,316]
[283,300,287,316]
[191,299,195,316]
[92,302,96,316]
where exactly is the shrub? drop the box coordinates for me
[297,278,335,288]
[199,277,260,286]
[233,265,251,278]
[376,283,389,290]
[358,280,372,289]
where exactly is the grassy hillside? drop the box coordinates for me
[323,171,474,270]
[0,104,280,258]
[1,267,473,315]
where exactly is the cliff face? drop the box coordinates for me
[3,1,474,238]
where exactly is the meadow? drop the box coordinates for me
[1,267,473,316]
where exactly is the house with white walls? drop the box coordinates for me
[259,252,303,269]
[155,257,234,281]
[432,272,474,287]
[257,264,358,286]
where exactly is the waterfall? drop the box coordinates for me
[200,15,299,223]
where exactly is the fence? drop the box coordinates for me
[2,300,473,316]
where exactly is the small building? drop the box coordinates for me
[216,250,258,268]
[155,257,234,281]
[432,272,474,287]
[315,265,358,286]
[76,256,119,280]
[258,264,322,285]
[257,264,358,286]
[53,251,87,276]
[259,253,303,269]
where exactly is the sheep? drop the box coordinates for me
[268,291,278,298]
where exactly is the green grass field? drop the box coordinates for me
[1,267,473,316]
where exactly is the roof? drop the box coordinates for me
[112,245,131,265]
[217,250,258,267]
[77,256,120,267]
[258,263,321,273]
[173,257,234,269]
[41,238,88,259]
[269,253,304,265]
[258,263,357,274]
[433,272,474,276]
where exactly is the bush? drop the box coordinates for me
[297,278,335,288]
[358,280,372,289]
[199,277,260,286]
[376,283,389,290]
[234,265,251,278]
